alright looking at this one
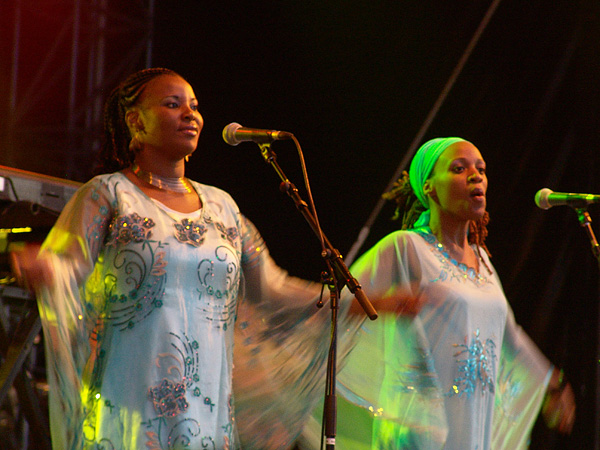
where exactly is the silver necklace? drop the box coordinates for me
[131,163,193,194]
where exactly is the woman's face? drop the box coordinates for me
[424,141,488,222]
[129,74,204,160]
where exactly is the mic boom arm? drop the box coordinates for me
[257,142,377,320]
[253,141,377,450]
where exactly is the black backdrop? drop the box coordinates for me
[3,0,600,448]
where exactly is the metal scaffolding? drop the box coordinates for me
[2,0,155,182]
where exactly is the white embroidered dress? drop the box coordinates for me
[301,229,552,450]
[37,172,328,450]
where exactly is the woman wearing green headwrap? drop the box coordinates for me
[299,137,575,450]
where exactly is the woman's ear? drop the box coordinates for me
[423,179,438,203]
[423,179,434,197]
[125,110,143,133]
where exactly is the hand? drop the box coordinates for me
[542,369,576,434]
[9,243,54,291]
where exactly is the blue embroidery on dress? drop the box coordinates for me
[197,246,239,329]
[447,329,496,398]
[143,418,204,450]
[148,379,189,417]
[106,212,155,246]
[79,186,238,450]
[104,245,167,331]
[140,332,222,449]
[174,218,207,247]
[168,332,215,411]
[103,213,167,331]
[415,228,489,286]
[215,221,239,246]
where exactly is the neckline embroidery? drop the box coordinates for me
[415,227,489,285]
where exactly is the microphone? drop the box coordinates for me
[535,188,600,210]
[222,122,293,146]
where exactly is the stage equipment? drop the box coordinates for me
[535,188,600,210]
[222,122,294,146]
[0,165,81,214]
[0,165,81,450]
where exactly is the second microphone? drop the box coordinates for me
[222,122,293,146]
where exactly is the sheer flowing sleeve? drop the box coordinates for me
[233,217,355,450]
[36,178,115,450]
[300,233,553,450]
[300,231,448,450]
[492,298,553,449]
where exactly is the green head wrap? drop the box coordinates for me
[409,137,469,228]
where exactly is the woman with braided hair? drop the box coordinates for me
[300,137,575,450]
[11,68,337,450]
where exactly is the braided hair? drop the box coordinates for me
[383,171,493,272]
[94,68,181,174]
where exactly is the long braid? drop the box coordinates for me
[94,68,179,175]
[469,211,492,273]
[382,171,427,230]
[383,172,493,274]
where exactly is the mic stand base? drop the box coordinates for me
[322,275,338,449]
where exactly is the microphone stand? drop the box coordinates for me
[320,270,340,450]
[574,207,600,269]
[574,208,600,450]
[255,142,377,449]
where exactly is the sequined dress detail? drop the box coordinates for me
[37,172,330,450]
[301,229,553,450]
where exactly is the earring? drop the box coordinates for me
[129,131,143,153]
[185,154,190,163]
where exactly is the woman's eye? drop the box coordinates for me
[478,167,486,174]
[166,102,179,108]
[452,166,464,173]
[190,104,198,111]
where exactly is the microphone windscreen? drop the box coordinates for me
[535,188,553,210]
[222,122,242,146]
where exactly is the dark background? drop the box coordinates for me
[2,0,600,448]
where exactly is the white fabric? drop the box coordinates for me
[300,229,552,450]
[37,172,332,450]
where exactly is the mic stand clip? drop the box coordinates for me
[574,207,600,268]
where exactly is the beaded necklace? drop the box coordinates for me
[131,162,193,194]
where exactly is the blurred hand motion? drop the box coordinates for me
[9,243,53,291]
